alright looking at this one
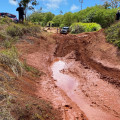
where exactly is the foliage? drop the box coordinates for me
[105,21,120,48]
[60,24,65,28]
[76,5,117,28]
[3,40,13,48]
[23,60,44,77]
[0,47,22,76]
[62,12,73,26]
[0,32,6,40]
[3,37,18,48]
[89,8,117,28]
[52,15,63,27]
[6,25,23,37]
[0,17,12,24]
[6,23,40,37]
[28,12,55,26]
[44,12,55,25]
[70,22,101,34]
[28,12,44,23]
[28,5,118,28]
[20,0,38,8]
[102,0,120,8]
[103,1,111,9]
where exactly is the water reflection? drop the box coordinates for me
[51,60,77,92]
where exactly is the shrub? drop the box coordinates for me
[22,25,40,35]
[70,22,101,34]
[60,24,65,28]
[27,25,40,33]
[6,25,23,37]
[0,32,6,40]
[74,5,117,28]
[105,22,120,48]
[0,17,12,24]
[0,47,22,76]
[6,23,40,37]
[70,24,85,34]
[90,9,117,28]
[3,40,12,48]
[3,37,18,48]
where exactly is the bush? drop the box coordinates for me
[70,22,101,34]
[3,37,18,48]
[6,25,23,37]
[0,47,22,76]
[70,24,85,34]
[60,24,65,28]
[90,9,117,28]
[0,17,12,24]
[6,23,40,37]
[3,40,12,48]
[75,5,117,28]
[0,32,6,40]
[105,22,120,48]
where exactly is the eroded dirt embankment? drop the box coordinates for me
[17,30,120,120]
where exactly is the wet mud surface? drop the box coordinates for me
[16,30,120,120]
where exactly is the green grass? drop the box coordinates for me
[23,60,45,77]
[105,21,120,48]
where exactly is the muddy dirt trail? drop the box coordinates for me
[19,30,120,120]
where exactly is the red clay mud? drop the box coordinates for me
[51,59,120,120]
[16,30,120,120]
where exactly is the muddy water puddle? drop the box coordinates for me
[51,59,119,120]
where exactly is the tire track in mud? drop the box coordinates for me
[53,31,120,119]
[54,31,120,87]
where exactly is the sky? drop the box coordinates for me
[0,0,104,18]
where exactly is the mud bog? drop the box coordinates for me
[51,59,120,120]
[15,30,120,120]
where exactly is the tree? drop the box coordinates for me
[63,12,73,26]
[43,12,55,25]
[60,10,63,15]
[103,1,111,9]
[102,0,120,8]
[52,15,63,26]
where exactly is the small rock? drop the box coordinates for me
[3,118,8,120]
[0,95,6,101]
[10,99,16,104]
[64,105,72,109]
[76,117,79,120]
[54,85,57,88]
[0,76,4,81]
[64,105,70,108]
